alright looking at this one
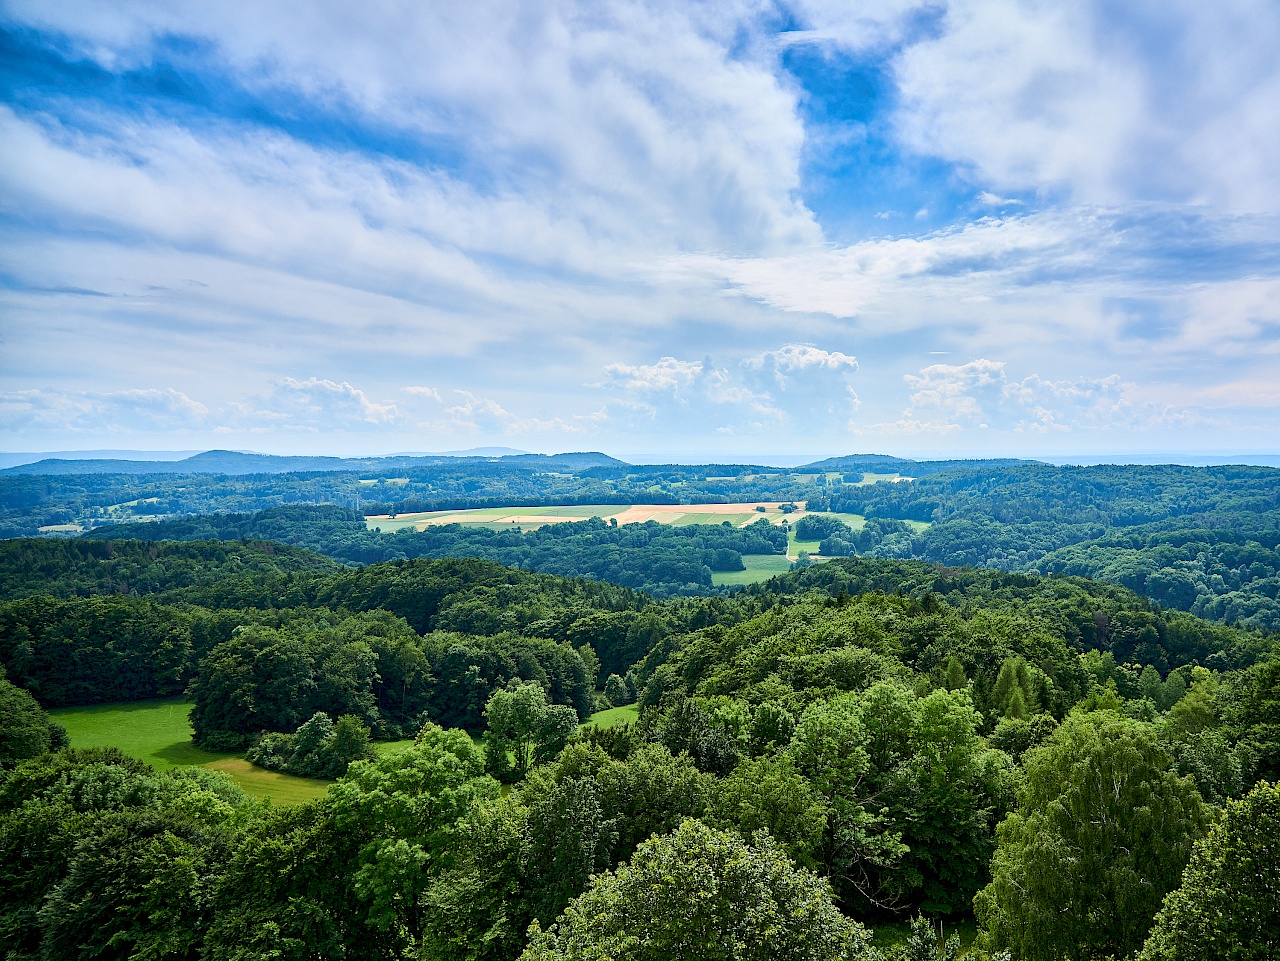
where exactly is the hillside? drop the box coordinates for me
[2,547,1276,959]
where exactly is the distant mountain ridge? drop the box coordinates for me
[800,454,1037,476]
[0,449,625,476]
[1,449,1044,478]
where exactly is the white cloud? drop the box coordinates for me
[249,378,399,428]
[403,386,442,402]
[801,0,1280,212]
[437,391,592,435]
[881,358,1191,435]
[603,357,706,394]
[0,387,208,431]
[2,1,818,259]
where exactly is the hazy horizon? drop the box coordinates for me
[2,445,1279,472]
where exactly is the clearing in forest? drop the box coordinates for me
[51,698,331,804]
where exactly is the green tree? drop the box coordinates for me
[788,690,906,910]
[484,682,578,782]
[37,807,235,960]
[1138,780,1280,961]
[1237,657,1280,780]
[975,711,1211,961]
[327,724,499,947]
[520,819,877,961]
[603,673,629,706]
[0,675,52,762]
[710,756,828,868]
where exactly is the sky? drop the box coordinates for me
[1,0,1278,462]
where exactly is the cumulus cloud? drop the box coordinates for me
[881,358,1189,434]
[253,378,399,427]
[0,387,208,431]
[603,357,706,394]
[599,344,863,435]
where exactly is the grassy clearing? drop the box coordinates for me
[853,472,911,486]
[788,527,823,556]
[830,512,867,530]
[583,704,640,729]
[51,698,231,772]
[203,758,331,804]
[712,554,794,586]
[51,698,331,804]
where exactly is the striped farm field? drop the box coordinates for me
[366,502,811,532]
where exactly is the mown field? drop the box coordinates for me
[366,501,811,532]
[711,554,794,586]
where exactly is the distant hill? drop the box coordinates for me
[0,450,202,470]
[0,449,627,476]
[799,453,1036,476]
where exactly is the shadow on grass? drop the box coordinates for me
[151,740,233,766]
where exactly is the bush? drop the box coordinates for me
[246,712,375,779]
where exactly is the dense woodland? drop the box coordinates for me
[821,464,1280,632]
[78,506,787,595]
[4,456,1276,631]
[2,537,1278,959]
[0,452,1024,538]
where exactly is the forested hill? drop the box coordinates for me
[0,452,1030,538]
[81,506,788,596]
[2,546,1277,959]
[819,463,1280,631]
[0,538,339,613]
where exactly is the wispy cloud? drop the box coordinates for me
[0,1,1277,456]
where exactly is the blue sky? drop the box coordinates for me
[2,0,1278,461]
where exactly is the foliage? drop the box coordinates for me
[0,748,249,959]
[246,711,377,779]
[483,682,579,782]
[519,819,879,961]
[975,711,1212,961]
[0,674,56,763]
[1138,780,1280,961]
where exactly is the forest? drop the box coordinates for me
[4,457,1277,632]
[2,537,1278,959]
[76,505,789,595]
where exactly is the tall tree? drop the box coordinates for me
[975,710,1211,961]
[1138,780,1280,961]
[519,819,877,961]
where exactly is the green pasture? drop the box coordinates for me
[712,554,794,586]
[854,471,908,485]
[582,704,640,729]
[51,698,330,804]
[51,698,230,772]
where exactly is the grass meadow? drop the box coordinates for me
[711,554,794,586]
[50,700,641,803]
[580,704,640,729]
[52,698,330,804]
